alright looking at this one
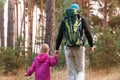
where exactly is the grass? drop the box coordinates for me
[0,67,120,80]
[85,68,120,80]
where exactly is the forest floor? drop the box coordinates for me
[0,67,120,80]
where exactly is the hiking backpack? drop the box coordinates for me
[64,8,83,47]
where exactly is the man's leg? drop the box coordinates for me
[64,46,77,80]
[74,46,85,80]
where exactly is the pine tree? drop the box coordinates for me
[27,0,34,54]
[45,0,55,54]
[0,6,4,46]
[7,0,14,47]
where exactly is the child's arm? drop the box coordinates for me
[49,52,59,66]
[24,73,28,76]
[25,60,36,76]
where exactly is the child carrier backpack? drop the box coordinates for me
[64,8,83,47]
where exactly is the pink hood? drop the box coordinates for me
[36,53,49,63]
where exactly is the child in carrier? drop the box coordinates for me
[24,43,59,80]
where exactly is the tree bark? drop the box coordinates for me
[15,0,18,40]
[103,0,108,26]
[78,0,84,7]
[45,0,55,54]
[7,0,14,47]
[41,0,45,44]
[28,0,34,54]
[87,0,90,17]
[0,8,4,47]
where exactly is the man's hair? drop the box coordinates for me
[40,43,50,53]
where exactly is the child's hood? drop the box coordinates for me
[36,53,49,63]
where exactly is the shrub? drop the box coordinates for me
[0,47,25,75]
[87,26,120,71]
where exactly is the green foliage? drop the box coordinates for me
[63,0,72,10]
[108,15,120,28]
[55,0,72,28]
[88,26,120,70]
[55,0,64,28]
[25,53,37,67]
[0,47,37,75]
[0,0,5,9]
[0,47,25,74]
[90,14,103,26]
[115,28,120,53]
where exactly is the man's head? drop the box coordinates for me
[64,3,80,18]
[69,4,80,11]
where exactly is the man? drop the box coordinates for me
[55,4,94,80]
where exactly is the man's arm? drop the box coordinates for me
[56,21,64,50]
[82,18,94,53]
[82,18,93,47]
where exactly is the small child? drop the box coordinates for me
[24,43,59,80]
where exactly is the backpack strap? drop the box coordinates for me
[76,17,82,32]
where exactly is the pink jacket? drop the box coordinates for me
[26,53,58,80]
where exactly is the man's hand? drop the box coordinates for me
[55,50,59,55]
[88,47,94,54]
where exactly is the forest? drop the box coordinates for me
[0,0,120,80]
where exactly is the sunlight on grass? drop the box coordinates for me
[51,68,68,80]
[0,67,120,80]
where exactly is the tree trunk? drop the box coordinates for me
[78,0,84,7]
[7,0,14,47]
[14,0,20,49]
[103,0,108,26]
[87,0,90,17]
[45,0,55,54]
[0,8,4,47]
[23,0,26,54]
[28,0,34,54]
[41,0,45,44]
[78,0,81,7]
[15,0,18,40]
